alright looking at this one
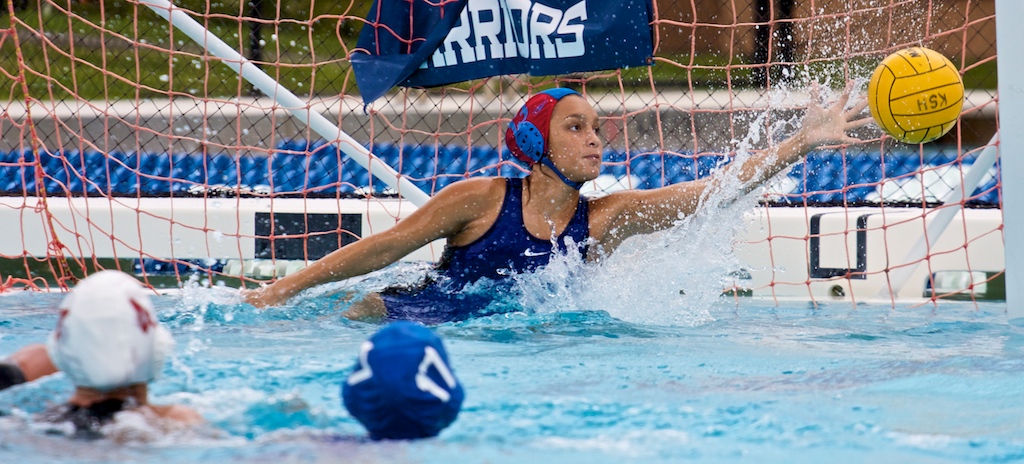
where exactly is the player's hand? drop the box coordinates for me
[241,285,274,308]
[799,80,873,148]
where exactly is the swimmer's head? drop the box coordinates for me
[506,88,586,189]
[342,321,464,440]
[47,270,173,392]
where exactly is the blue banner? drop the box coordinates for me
[351,0,654,104]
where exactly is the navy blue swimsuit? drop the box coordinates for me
[380,177,590,323]
[42,398,129,439]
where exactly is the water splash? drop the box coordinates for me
[511,109,777,326]
[513,82,870,327]
[159,85,866,329]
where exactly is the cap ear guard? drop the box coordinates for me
[512,120,545,163]
[150,325,174,382]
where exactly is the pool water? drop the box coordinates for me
[1,285,1023,463]
[0,175,1019,463]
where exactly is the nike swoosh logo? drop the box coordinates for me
[523,249,548,257]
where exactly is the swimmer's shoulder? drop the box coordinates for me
[584,189,655,243]
[433,176,507,204]
[147,403,204,425]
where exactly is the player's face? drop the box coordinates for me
[546,96,604,183]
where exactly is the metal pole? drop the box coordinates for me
[247,0,265,96]
[996,0,1024,323]
[752,0,771,86]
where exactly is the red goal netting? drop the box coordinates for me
[0,0,1002,303]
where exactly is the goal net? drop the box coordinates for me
[0,0,1001,303]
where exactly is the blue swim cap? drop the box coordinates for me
[342,321,464,440]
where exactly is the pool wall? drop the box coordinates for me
[0,194,1003,302]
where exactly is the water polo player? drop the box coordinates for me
[1,271,202,437]
[246,83,870,321]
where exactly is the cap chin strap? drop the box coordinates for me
[538,156,584,190]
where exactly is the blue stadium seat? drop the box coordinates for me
[0,142,1004,206]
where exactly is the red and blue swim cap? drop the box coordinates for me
[505,88,582,166]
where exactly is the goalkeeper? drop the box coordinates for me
[246,83,870,322]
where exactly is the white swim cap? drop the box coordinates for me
[47,270,173,391]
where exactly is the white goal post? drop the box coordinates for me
[996,0,1024,322]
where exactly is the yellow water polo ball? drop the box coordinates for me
[867,47,964,144]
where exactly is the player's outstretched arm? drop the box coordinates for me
[591,81,872,250]
[244,178,498,307]
[0,344,57,391]
[727,81,871,196]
